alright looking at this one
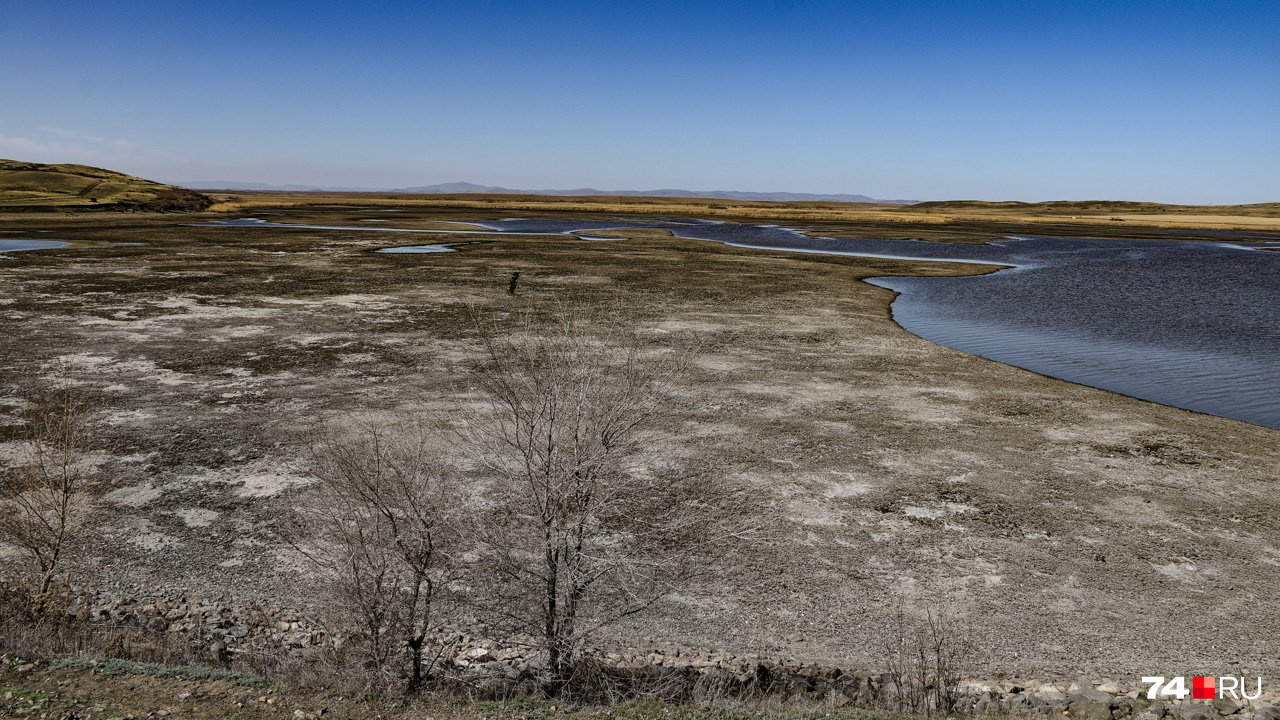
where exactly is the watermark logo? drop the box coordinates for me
[1142,676,1262,701]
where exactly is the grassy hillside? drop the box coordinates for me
[0,159,212,211]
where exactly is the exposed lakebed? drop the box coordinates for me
[204,215,1280,429]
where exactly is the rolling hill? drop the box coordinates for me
[0,159,212,212]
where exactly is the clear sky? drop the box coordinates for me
[1,0,1277,203]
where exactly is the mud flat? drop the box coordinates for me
[0,206,1277,678]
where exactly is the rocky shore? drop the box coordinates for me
[65,587,1280,719]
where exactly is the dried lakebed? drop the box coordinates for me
[208,216,1280,428]
[4,208,1280,677]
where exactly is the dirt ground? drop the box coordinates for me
[1,207,1278,679]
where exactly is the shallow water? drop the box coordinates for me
[0,239,71,254]
[192,218,504,234]
[201,215,1280,428]
[865,238,1280,428]
[473,219,1280,429]
[376,244,456,253]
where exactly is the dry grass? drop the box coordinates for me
[0,159,211,211]
[204,191,1280,231]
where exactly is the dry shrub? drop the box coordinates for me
[284,415,464,694]
[460,306,761,693]
[881,604,972,715]
[0,366,107,619]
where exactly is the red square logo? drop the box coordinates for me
[1193,676,1216,700]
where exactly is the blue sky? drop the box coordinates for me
[1,0,1277,202]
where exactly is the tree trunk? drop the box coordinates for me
[407,634,425,692]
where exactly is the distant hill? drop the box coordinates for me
[185,179,915,205]
[184,181,381,192]
[0,159,212,212]
[904,199,1280,216]
[397,182,916,204]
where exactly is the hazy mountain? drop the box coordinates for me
[182,181,379,192]
[181,179,915,204]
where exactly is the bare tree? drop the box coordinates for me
[460,306,755,693]
[0,368,104,617]
[289,416,462,692]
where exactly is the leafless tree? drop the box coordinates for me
[288,416,463,692]
[0,367,104,618]
[459,306,757,693]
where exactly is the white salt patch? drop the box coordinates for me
[104,484,164,508]
[129,524,179,552]
[171,508,220,528]
[1154,562,1198,581]
[100,409,154,425]
[236,470,312,498]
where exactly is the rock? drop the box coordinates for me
[209,640,229,664]
[1171,704,1218,720]
[1072,688,1117,704]
[463,647,493,662]
[1254,705,1280,720]
[1041,686,1070,702]
[1134,706,1165,720]
[1003,693,1034,710]
[1070,700,1116,720]
[1211,699,1241,716]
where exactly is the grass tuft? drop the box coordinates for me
[50,656,267,687]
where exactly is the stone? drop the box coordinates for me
[1254,705,1280,720]
[1069,700,1116,720]
[1072,688,1117,704]
[1041,686,1070,702]
[1003,692,1034,710]
[1207,699,1240,716]
[463,647,493,662]
[1171,704,1218,720]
